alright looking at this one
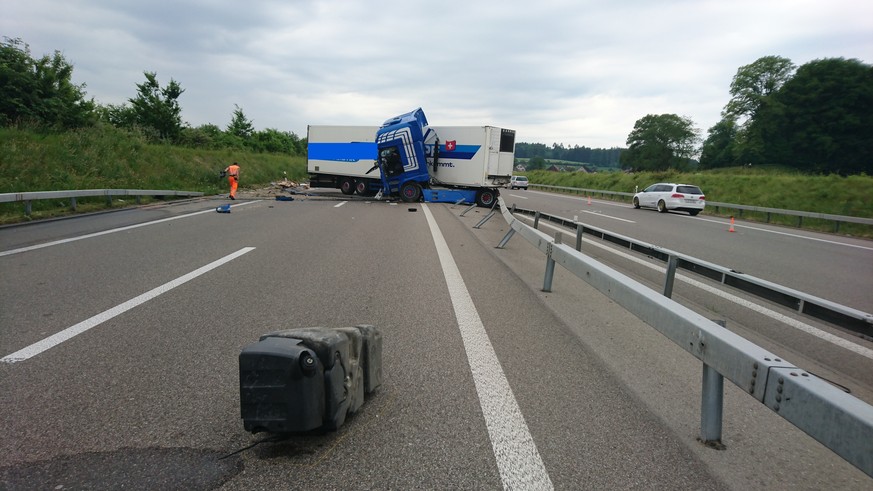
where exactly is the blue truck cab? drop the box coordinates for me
[375,108,437,203]
[375,108,503,207]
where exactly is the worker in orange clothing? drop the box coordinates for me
[224,162,240,199]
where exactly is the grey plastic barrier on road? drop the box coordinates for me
[492,197,873,478]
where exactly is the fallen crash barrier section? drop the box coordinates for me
[489,197,873,478]
[239,325,383,433]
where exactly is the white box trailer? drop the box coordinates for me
[307,124,515,197]
[307,125,381,195]
[427,126,515,188]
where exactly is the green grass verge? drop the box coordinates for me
[0,125,307,224]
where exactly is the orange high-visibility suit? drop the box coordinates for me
[225,163,240,199]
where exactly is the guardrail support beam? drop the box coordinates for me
[663,255,678,298]
[542,233,560,292]
[575,223,584,251]
[460,203,477,217]
[474,210,496,229]
[496,228,516,249]
[700,363,725,446]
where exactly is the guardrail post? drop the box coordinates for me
[575,223,584,251]
[460,203,477,217]
[496,228,516,249]
[533,211,541,230]
[474,209,496,229]
[663,254,678,298]
[542,233,561,293]
[25,200,32,216]
[70,197,77,211]
[700,363,725,446]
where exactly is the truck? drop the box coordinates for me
[306,108,516,206]
[374,108,516,207]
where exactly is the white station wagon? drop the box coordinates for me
[633,182,705,216]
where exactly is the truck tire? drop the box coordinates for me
[476,189,496,208]
[340,178,355,195]
[355,180,368,196]
[400,182,421,202]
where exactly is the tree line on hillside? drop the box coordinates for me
[3,37,870,175]
[514,143,623,169]
[0,37,305,156]
[621,56,872,175]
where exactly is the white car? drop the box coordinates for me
[633,182,705,216]
[508,175,528,189]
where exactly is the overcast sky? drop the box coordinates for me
[6,0,872,148]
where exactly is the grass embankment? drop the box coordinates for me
[526,168,873,237]
[0,125,307,223]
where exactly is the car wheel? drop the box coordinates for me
[657,200,667,213]
[633,197,640,209]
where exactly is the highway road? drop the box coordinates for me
[1,190,872,489]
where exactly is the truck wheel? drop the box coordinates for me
[355,180,368,195]
[400,182,421,202]
[476,189,496,207]
[340,178,355,195]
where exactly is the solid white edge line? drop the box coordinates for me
[522,217,873,361]
[0,201,260,257]
[422,204,553,490]
[2,247,256,364]
[334,201,347,208]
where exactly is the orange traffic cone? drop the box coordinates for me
[728,216,736,232]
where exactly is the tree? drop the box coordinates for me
[621,114,700,171]
[765,58,873,174]
[0,37,95,128]
[699,118,739,169]
[723,56,795,121]
[227,104,254,139]
[526,156,546,171]
[128,71,184,141]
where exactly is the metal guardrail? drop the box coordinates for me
[487,196,873,477]
[529,183,873,231]
[0,189,205,216]
[509,206,873,339]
